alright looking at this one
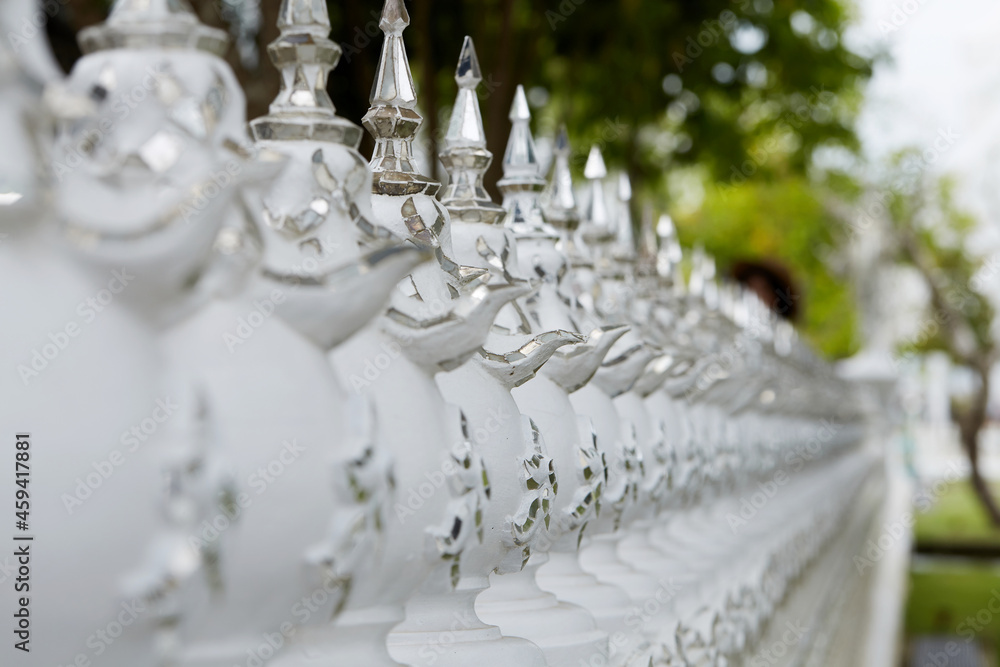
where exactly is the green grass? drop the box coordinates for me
[907,560,1000,640]
[906,481,1000,666]
[914,481,1000,547]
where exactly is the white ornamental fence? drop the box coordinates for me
[0,1,894,666]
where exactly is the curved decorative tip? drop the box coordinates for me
[633,353,678,397]
[482,280,534,305]
[482,330,586,387]
[617,172,632,201]
[456,36,482,88]
[448,281,532,323]
[584,145,607,180]
[446,282,532,342]
[380,0,410,33]
[361,242,432,275]
[594,339,659,397]
[510,85,531,122]
[276,243,431,350]
[591,323,631,353]
[541,323,630,393]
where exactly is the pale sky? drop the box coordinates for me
[849,0,1000,404]
[852,0,1000,240]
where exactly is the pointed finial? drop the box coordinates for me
[510,84,531,121]
[656,214,685,293]
[369,0,416,108]
[443,36,487,151]
[688,245,706,296]
[250,0,362,148]
[438,36,504,223]
[380,0,410,33]
[498,86,546,204]
[731,285,750,329]
[78,0,228,55]
[364,0,437,196]
[638,203,659,275]
[455,35,482,88]
[702,254,719,310]
[689,247,719,308]
[702,253,717,282]
[541,125,579,229]
[497,85,551,236]
[656,212,676,240]
[617,171,632,202]
[584,145,608,180]
[719,281,737,322]
[501,86,538,176]
[613,172,636,262]
[581,145,612,244]
[278,0,331,29]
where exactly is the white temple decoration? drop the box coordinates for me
[0,1,888,666]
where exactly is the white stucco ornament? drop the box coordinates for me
[1,1,888,666]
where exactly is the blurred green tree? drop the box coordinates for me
[56,0,870,185]
[880,162,1000,525]
[676,176,859,358]
[54,0,872,357]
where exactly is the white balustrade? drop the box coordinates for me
[0,1,888,666]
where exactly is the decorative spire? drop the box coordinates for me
[363,0,438,196]
[688,245,706,297]
[613,172,636,263]
[656,213,685,293]
[540,125,579,229]
[702,253,719,310]
[496,85,551,235]
[637,203,659,276]
[498,86,546,194]
[249,0,361,148]
[438,36,504,224]
[78,0,228,55]
[580,145,612,244]
[689,247,719,309]
[448,35,485,146]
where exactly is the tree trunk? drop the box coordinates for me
[958,365,1000,526]
[484,0,516,199]
[413,0,439,182]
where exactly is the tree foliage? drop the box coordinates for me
[60,0,869,183]
[874,155,1000,525]
[675,176,859,358]
[56,0,872,357]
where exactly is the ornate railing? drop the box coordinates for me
[0,1,888,666]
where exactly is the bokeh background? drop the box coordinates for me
[36,0,1000,663]
[48,0,873,360]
